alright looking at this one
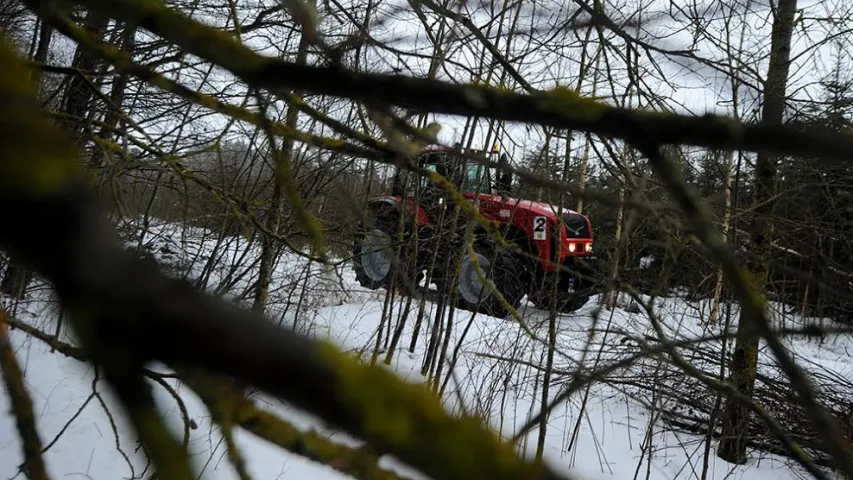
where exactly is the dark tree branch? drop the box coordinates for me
[21,0,853,164]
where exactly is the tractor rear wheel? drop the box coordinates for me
[352,212,422,293]
[454,239,527,318]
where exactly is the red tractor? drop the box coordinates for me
[352,145,598,317]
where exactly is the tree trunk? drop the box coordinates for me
[717,0,798,464]
[93,23,137,171]
[575,47,601,214]
[0,262,30,299]
[0,18,55,299]
[709,150,736,325]
[59,9,109,146]
[710,40,747,326]
[29,21,52,90]
[602,173,626,310]
[252,27,312,317]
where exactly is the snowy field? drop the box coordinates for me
[1,218,849,480]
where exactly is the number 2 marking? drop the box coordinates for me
[533,216,547,240]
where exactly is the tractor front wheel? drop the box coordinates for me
[528,262,596,313]
[528,291,590,313]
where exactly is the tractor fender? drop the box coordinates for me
[367,196,431,226]
[501,223,540,258]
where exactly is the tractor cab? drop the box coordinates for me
[391,145,512,199]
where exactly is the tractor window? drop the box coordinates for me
[420,163,438,189]
[392,161,439,197]
[392,167,420,197]
[412,151,500,195]
[463,163,493,194]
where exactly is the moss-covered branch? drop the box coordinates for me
[0,33,575,480]
[4,313,87,359]
[24,0,853,163]
[35,10,383,161]
[180,368,415,480]
[3,311,417,480]
[0,34,195,480]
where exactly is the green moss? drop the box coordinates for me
[315,341,548,480]
[537,86,608,121]
[492,82,516,94]
[236,401,403,480]
[127,403,195,480]
[788,442,812,463]
[179,368,405,480]
[742,264,769,311]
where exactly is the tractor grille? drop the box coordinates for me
[561,213,590,239]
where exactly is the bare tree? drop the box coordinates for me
[717,0,799,464]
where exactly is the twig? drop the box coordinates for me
[0,307,50,480]
[0,35,575,480]
[630,138,853,477]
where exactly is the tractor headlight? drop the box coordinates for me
[568,242,576,253]
[585,243,593,253]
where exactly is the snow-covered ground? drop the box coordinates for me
[1,218,848,480]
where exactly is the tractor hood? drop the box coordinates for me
[487,196,582,219]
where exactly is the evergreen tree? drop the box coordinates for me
[774,42,853,320]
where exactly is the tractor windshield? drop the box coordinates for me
[390,150,502,197]
[419,151,496,195]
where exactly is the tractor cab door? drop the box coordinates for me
[388,152,459,224]
[425,152,499,222]
[416,152,459,221]
[392,152,458,195]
